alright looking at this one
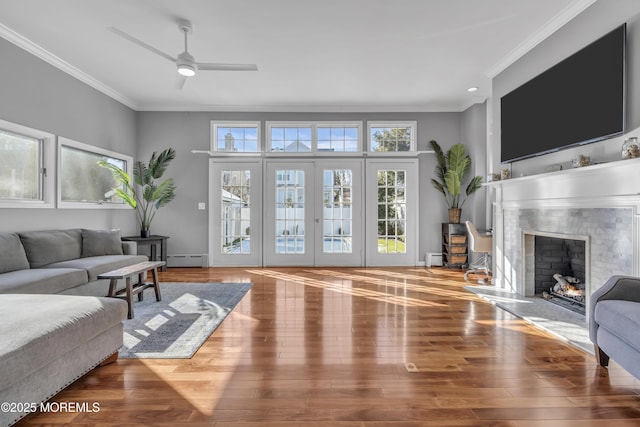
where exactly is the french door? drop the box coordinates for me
[264,159,363,266]
[365,159,418,266]
[209,160,263,266]
[209,158,416,267]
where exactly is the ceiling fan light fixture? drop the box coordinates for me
[177,63,196,77]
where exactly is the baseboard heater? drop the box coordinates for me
[166,254,208,268]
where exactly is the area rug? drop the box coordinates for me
[119,282,252,359]
[465,285,593,355]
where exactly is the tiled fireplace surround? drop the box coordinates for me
[489,158,640,323]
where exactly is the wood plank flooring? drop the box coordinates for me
[16,267,640,426]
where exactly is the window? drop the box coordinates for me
[266,122,362,153]
[0,119,54,208]
[58,137,133,208]
[211,122,260,153]
[317,125,359,152]
[270,126,312,152]
[368,122,417,152]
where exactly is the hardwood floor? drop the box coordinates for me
[17,267,640,426]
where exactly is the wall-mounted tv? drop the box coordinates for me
[500,24,626,163]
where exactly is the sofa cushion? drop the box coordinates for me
[0,294,127,390]
[0,268,88,294]
[0,233,30,273]
[594,300,640,353]
[19,229,82,268]
[47,255,148,281]
[81,229,124,257]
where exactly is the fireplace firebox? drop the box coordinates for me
[534,235,586,314]
[523,230,590,316]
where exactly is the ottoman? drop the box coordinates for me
[0,294,127,427]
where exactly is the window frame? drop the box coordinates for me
[367,121,417,153]
[265,121,363,155]
[0,119,55,209]
[57,137,133,209]
[210,121,262,154]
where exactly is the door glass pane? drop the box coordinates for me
[377,170,406,253]
[221,170,251,254]
[276,169,305,253]
[323,169,352,253]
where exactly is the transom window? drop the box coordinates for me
[317,126,359,152]
[211,122,260,153]
[270,126,312,152]
[266,122,362,153]
[368,122,417,152]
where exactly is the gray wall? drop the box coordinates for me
[0,37,138,234]
[137,111,480,259]
[491,0,640,177]
[461,101,487,229]
[0,35,489,262]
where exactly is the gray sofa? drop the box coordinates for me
[0,228,147,296]
[589,275,640,379]
[0,229,148,427]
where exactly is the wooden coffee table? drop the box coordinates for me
[98,261,165,319]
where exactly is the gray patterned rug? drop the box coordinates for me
[120,282,252,359]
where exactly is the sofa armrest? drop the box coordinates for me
[589,275,640,341]
[121,241,137,255]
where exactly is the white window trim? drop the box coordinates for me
[57,137,133,209]
[211,121,261,154]
[266,121,363,154]
[0,119,55,209]
[367,121,417,152]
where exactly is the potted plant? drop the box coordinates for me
[100,148,176,237]
[430,140,482,224]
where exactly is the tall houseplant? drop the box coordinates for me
[100,148,176,237]
[430,140,482,224]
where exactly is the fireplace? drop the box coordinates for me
[533,235,587,315]
[488,159,639,326]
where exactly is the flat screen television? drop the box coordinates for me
[500,24,626,163]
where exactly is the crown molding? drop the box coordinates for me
[0,23,139,110]
[136,101,478,113]
[486,0,597,78]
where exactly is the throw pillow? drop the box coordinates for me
[0,233,30,273]
[81,229,124,257]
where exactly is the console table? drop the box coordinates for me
[122,235,169,271]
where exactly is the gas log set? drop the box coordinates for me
[542,273,586,312]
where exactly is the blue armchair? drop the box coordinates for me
[589,275,640,379]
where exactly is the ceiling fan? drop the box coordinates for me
[108,19,258,84]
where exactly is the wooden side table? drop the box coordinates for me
[98,261,165,319]
[122,235,169,271]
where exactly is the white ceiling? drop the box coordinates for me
[0,0,595,112]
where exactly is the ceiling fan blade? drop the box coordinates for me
[176,76,188,90]
[197,62,258,71]
[108,27,176,63]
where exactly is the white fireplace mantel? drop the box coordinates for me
[486,156,640,206]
